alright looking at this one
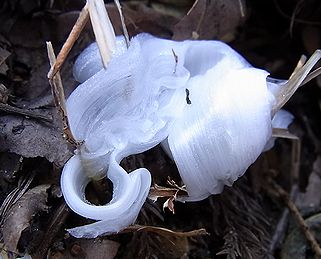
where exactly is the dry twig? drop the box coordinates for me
[269,185,298,254]
[46,42,78,147]
[267,180,321,258]
[114,0,130,47]
[123,224,208,237]
[48,3,89,80]
[0,103,52,123]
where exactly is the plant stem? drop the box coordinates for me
[87,0,116,68]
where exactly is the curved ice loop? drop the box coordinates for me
[61,151,151,238]
[61,34,190,237]
[62,32,320,237]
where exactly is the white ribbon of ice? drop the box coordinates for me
[61,33,304,238]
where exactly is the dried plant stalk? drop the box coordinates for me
[87,0,116,68]
[268,181,321,257]
[48,3,89,80]
[47,42,78,147]
[273,50,321,114]
[114,0,130,47]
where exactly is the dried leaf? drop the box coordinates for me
[12,46,76,101]
[2,184,50,253]
[149,184,187,201]
[163,196,176,214]
[172,0,247,41]
[5,12,80,101]
[106,3,179,38]
[0,34,71,167]
[0,113,70,166]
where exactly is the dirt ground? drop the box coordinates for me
[0,0,321,258]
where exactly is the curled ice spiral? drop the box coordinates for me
[61,33,297,238]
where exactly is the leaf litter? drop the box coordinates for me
[1,0,321,258]
[2,184,50,254]
[172,0,247,41]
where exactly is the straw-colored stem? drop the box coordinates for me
[301,66,321,86]
[47,42,78,147]
[48,3,89,80]
[114,0,130,48]
[87,0,116,68]
[289,54,306,79]
[272,49,321,115]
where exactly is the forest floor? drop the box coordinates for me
[0,0,321,258]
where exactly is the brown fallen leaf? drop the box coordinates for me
[163,195,176,214]
[149,1,191,20]
[149,178,188,214]
[149,184,187,201]
[107,3,179,38]
[2,184,50,253]
[0,7,88,167]
[4,10,82,102]
[172,0,247,41]
[0,113,70,167]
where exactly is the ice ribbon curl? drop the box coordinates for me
[61,33,294,238]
